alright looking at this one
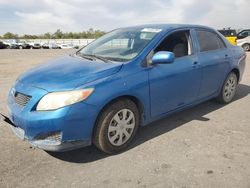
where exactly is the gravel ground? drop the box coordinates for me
[0,49,249,188]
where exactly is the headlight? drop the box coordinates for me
[36,88,94,111]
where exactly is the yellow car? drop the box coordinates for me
[218,29,237,45]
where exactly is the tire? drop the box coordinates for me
[216,72,238,104]
[242,43,250,52]
[93,99,139,154]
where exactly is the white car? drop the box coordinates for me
[59,44,72,49]
[59,43,78,49]
[29,43,41,49]
[237,36,250,51]
[237,29,250,51]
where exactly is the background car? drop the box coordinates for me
[237,36,250,51]
[218,29,237,45]
[236,29,250,51]
[237,29,250,39]
[29,43,41,49]
[0,41,8,49]
[17,41,31,49]
[72,44,79,49]
[59,43,79,49]
[42,43,61,49]
[41,43,50,49]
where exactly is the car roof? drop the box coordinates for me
[238,29,250,32]
[122,24,214,32]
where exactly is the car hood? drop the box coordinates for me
[18,55,123,92]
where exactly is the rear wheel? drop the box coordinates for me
[216,72,238,103]
[93,99,139,154]
[242,43,250,51]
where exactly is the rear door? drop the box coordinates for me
[195,29,230,100]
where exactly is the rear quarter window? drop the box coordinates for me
[196,30,226,52]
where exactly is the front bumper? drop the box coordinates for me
[1,114,90,151]
[5,81,99,152]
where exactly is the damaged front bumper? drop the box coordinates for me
[1,113,90,152]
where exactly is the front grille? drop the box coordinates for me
[14,92,32,107]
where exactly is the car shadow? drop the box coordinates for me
[47,84,250,163]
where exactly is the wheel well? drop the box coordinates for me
[102,95,144,120]
[242,43,250,46]
[92,95,145,141]
[231,68,240,82]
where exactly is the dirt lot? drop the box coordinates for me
[0,49,249,188]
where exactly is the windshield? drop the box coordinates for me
[237,30,250,39]
[78,28,161,62]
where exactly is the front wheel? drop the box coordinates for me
[93,99,139,154]
[216,72,238,104]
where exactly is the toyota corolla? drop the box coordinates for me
[3,24,246,154]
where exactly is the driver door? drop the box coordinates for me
[148,29,202,117]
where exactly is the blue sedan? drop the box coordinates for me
[4,24,246,153]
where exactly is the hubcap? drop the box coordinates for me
[224,75,237,101]
[108,109,135,146]
[243,44,250,51]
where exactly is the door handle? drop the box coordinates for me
[192,61,202,68]
[192,61,199,68]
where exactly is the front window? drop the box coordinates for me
[154,30,192,58]
[78,28,161,62]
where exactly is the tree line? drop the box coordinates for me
[0,29,106,39]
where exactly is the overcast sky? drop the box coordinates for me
[0,0,249,35]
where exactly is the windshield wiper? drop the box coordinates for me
[85,54,111,63]
[75,52,95,61]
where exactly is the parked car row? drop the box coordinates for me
[0,40,80,50]
[1,29,250,52]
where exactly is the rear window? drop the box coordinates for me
[196,30,226,52]
[218,29,236,37]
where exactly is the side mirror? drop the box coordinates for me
[151,51,175,65]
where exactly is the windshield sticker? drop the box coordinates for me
[141,28,162,33]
